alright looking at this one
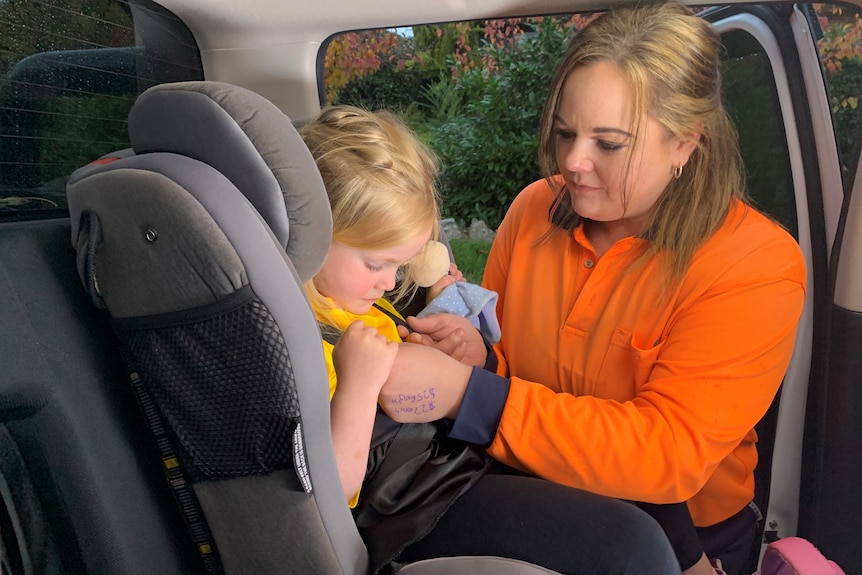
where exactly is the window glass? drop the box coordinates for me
[324,16,589,232]
[323,8,805,245]
[0,0,203,220]
[721,28,798,237]
[322,3,862,266]
[814,2,862,189]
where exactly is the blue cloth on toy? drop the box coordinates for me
[417,282,501,344]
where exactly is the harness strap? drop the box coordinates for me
[372,302,412,334]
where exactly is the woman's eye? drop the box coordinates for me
[597,140,623,152]
[555,128,575,140]
[365,262,383,272]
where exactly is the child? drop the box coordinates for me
[299,105,685,575]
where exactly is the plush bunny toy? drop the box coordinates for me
[411,239,453,288]
[411,240,501,344]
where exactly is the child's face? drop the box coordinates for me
[315,227,432,315]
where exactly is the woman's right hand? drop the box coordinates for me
[398,313,488,367]
[332,320,398,394]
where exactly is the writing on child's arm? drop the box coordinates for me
[388,388,436,415]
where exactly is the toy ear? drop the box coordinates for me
[411,240,451,287]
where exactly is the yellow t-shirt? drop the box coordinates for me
[313,297,404,507]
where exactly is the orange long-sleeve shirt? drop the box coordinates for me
[482,179,806,527]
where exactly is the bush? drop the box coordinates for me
[824,57,862,181]
[335,62,436,112]
[426,18,575,228]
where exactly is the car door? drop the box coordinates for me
[709,3,859,571]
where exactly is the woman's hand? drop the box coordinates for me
[397,313,488,367]
[379,342,472,422]
[426,262,465,302]
[333,320,398,394]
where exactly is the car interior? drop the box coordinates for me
[1,0,861,573]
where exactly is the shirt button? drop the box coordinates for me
[584,259,594,268]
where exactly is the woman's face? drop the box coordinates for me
[314,227,432,315]
[554,61,696,235]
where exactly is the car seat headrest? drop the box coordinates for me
[127,81,331,282]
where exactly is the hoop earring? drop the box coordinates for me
[673,165,683,179]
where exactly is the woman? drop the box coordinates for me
[379,4,807,575]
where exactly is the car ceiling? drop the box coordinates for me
[150,0,856,120]
[155,0,662,51]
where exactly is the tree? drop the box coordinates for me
[323,30,399,102]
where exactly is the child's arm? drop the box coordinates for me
[329,320,398,503]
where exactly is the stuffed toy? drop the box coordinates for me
[411,240,501,344]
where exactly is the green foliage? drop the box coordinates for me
[332,17,574,228]
[824,57,862,181]
[412,22,482,75]
[335,62,435,111]
[419,75,467,124]
[331,7,862,232]
[427,18,574,228]
[450,238,493,284]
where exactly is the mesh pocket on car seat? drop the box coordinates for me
[114,285,300,481]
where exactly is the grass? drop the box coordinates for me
[450,238,493,284]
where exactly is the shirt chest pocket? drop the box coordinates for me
[595,328,665,402]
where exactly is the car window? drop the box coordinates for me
[721,26,798,237]
[323,3,862,243]
[816,2,862,188]
[0,0,203,221]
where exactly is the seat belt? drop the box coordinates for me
[118,349,225,575]
[372,302,413,335]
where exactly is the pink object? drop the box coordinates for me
[755,537,846,575]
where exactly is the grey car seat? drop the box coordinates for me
[65,81,561,575]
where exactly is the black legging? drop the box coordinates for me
[396,470,681,575]
[636,501,705,570]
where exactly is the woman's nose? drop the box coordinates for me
[561,139,594,173]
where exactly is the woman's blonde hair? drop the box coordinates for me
[299,105,441,310]
[539,1,747,281]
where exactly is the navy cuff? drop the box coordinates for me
[449,367,510,447]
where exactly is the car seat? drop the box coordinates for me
[64,80,561,575]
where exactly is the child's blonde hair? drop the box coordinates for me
[299,105,441,311]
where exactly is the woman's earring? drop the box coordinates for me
[673,165,683,179]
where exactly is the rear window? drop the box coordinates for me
[0,0,203,221]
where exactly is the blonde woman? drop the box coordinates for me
[379,4,806,575]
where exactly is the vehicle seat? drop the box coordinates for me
[65,80,561,575]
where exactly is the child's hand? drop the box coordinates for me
[426,263,465,302]
[332,320,398,395]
